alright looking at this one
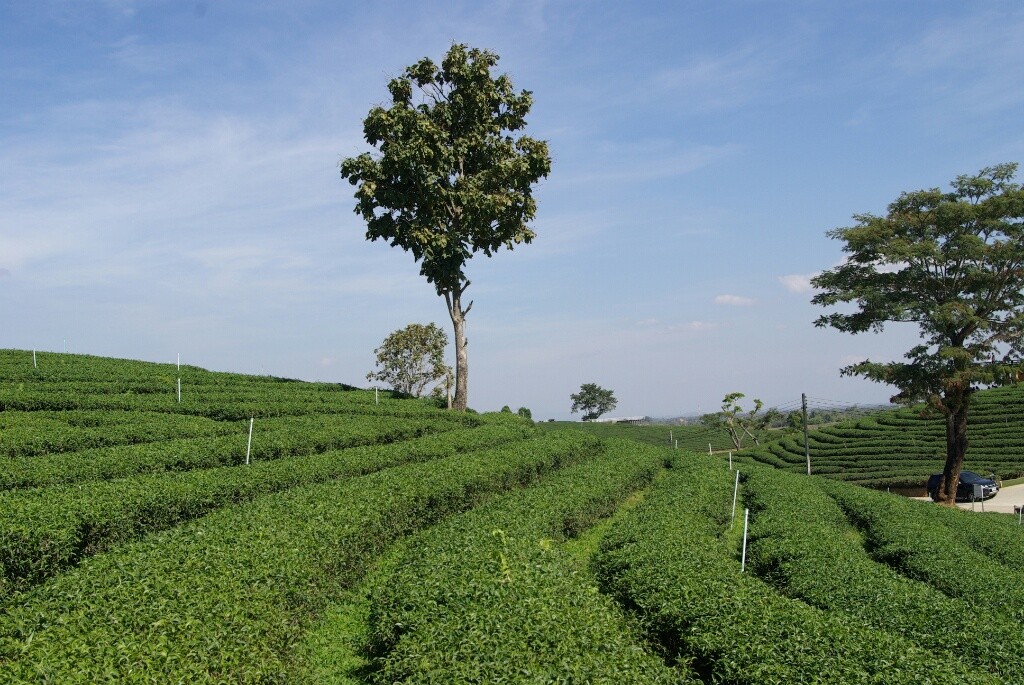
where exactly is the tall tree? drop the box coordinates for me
[340,44,551,410]
[812,164,1024,504]
[570,383,617,421]
[367,323,451,399]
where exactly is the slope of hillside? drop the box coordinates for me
[5,348,1024,682]
[738,383,1024,488]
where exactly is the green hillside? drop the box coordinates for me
[737,383,1024,489]
[5,348,1024,682]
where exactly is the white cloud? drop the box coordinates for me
[714,294,755,306]
[778,273,818,293]
[686,320,720,331]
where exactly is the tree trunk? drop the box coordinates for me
[936,396,970,506]
[445,289,470,411]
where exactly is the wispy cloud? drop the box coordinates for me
[714,294,755,306]
[778,273,818,294]
[653,45,779,111]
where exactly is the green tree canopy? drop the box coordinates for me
[367,323,451,399]
[812,163,1024,504]
[570,383,617,421]
[341,44,551,411]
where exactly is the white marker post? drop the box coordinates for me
[375,387,379,405]
[731,469,740,528]
[674,439,678,450]
[33,350,37,368]
[708,443,712,456]
[741,508,750,573]
[177,378,181,403]
[729,451,733,470]
[245,417,254,465]
[177,353,180,371]
[669,430,673,446]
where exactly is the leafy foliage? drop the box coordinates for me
[366,322,451,398]
[744,467,1024,681]
[340,44,551,410]
[355,440,688,683]
[592,456,990,684]
[570,382,617,421]
[700,391,777,450]
[812,163,1024,502]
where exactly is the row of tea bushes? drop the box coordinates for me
[0,419,533,594]
[0,412,463,489]
[822,479,1024,623]
[743,467,1023,681]
[0,410,238,458]
[738,383,1024,487]
[354,439,691,684]
[0,431,601,683]
[591,457,991,685]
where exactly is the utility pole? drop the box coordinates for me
[802,393,810,476]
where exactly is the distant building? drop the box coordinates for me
[587,416,649,425]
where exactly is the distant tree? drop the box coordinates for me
[700,392,777,450]
[517,406,532,420]
[367,323,451,398]
[340,44,551,411]
[500,405,512,413]
[570,383,617,421]
[812,164,1024,505]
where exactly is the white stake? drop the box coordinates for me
[708,443,712,456]
[729,451,733,470]
[375,387,379,405]
[177,378,181,403]
[33,350,37,368]
[674,439,678,449]
[246,417,254,465]
[177,353,180,371]
[741,508,750,572]
[730,470,740,528]
[669,429,673,445]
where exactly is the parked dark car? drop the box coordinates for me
[927,471,999,502]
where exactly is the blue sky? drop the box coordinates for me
[2,1,1022,420]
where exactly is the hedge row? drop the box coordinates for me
[743,467,1023,681]
[0,410,238,458]
[0,386,463,421]
[0,430,601,683]
[0,412,459,489]
[822,479,1024,623]
[924,505,1024,572]
[591,457,990,685]
[352,439,690,684]
[0,419,533,595]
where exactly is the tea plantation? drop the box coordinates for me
[3,348,1024,683]
[736,384,1024,489]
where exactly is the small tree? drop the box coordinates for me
[367,323,451,398]
[812,163,1024,505]
[517,406,532,420]
[700,392,776,450]
[570,383,617,421]
[341,44,551,411]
